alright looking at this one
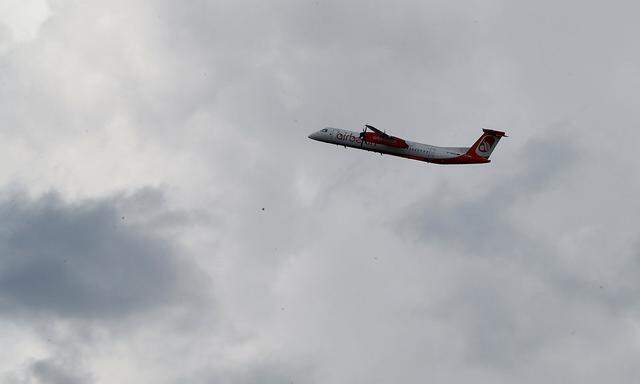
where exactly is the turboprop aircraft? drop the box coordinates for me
[308,125,507,165]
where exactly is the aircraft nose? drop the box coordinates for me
[308,132,320,140]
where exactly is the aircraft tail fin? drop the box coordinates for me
[466,128,507,159]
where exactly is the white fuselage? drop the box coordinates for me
[308,127,470,164]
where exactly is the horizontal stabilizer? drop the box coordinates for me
[482,128,508,137]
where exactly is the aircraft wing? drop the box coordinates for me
[364,124,408,148]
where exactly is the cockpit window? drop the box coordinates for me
[321,128,328,132]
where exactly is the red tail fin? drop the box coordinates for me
[466,129,507,159]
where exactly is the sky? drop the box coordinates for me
[1,1,640,383]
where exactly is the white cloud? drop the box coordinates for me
[0,0,51,53]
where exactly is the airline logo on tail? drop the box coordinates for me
[476,135,496,156]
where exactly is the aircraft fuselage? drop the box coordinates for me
[308,127,492,165]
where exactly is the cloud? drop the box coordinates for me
[6,358,91,384]
[0,188,209,321]
[399,133,580,254]
[2,0,640,383]
[390,132,640,375]
[0,0,51,52]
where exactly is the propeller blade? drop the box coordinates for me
[365,124,389,138]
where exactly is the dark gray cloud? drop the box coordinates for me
[0,188,208,321]
[191,359,316,384]
[8,358,91,384]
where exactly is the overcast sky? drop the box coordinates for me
[1,1,640,383]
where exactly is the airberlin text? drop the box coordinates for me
[336,132,376,146]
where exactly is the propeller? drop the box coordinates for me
[359,125,368,147]
[365,124,390,138]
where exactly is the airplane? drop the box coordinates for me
[308,125,507,165]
